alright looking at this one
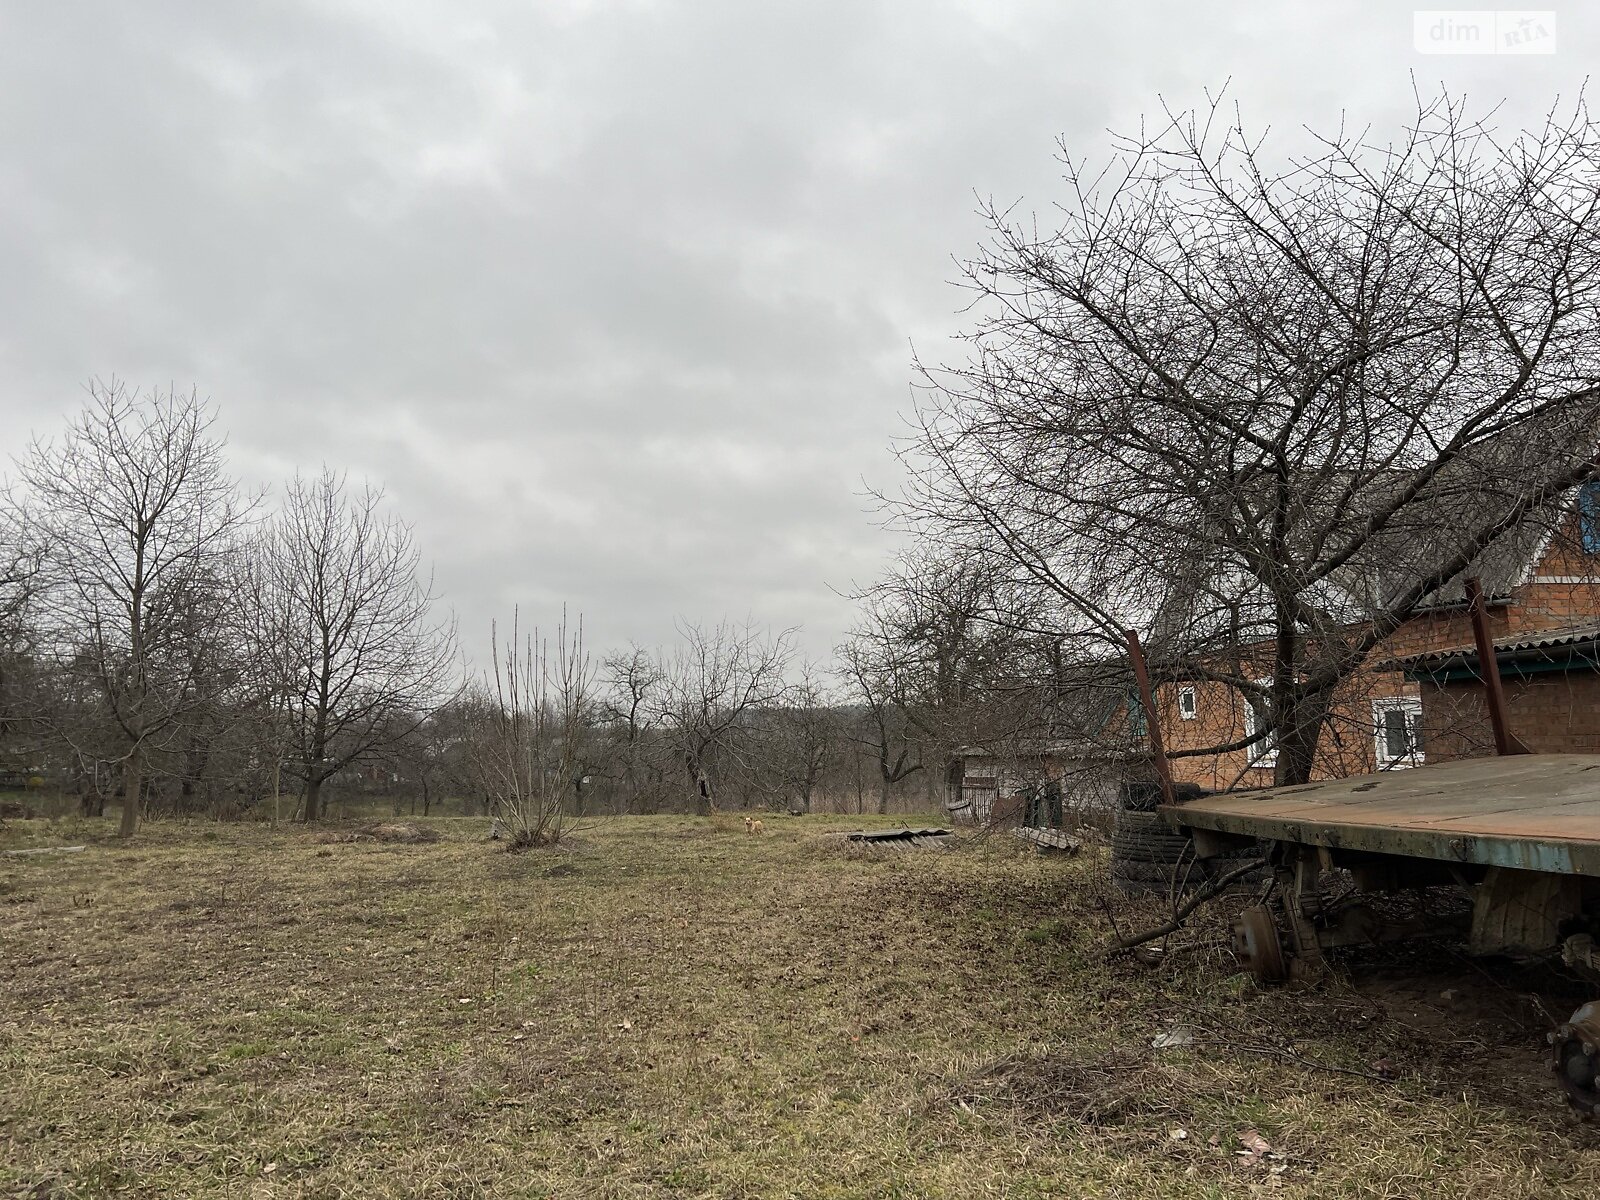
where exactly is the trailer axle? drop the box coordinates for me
[1551,1001,1600,1120]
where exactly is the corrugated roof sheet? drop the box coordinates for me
[1383,619,1600,670]
[845,828,955,850]
[1148,406,1600,653]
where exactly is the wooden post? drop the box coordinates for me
[1464,576,1530,756]
[1124,628,1178,809]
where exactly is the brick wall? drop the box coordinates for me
[1505,513,1600,632]
[1154,513,1600,785]
[1381,607,1505,659]
[1421,671,1600,761]
[1158,667,1419,789]
[1382,512,1600,655]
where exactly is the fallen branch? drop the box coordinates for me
[1104,857,1267,959]
[1173,1006,1430,1087]
[3,845,87,856]
[1197,1034,1399,1084]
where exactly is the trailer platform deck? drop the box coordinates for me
[1163,754,1600,877]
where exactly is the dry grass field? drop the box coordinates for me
[3,811,1598,1198]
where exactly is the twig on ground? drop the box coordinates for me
[1104,857,1267,959]
[1172,1004,1444,1088]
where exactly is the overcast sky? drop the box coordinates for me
[0,2,1587,668]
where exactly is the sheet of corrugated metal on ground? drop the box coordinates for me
[844,828,955,850]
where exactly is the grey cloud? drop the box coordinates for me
[1,0,1590,667]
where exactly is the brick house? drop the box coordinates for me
[1153,482,1600,790]
[1385,621,1600,761]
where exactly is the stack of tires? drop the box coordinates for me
[1110,808,1201,895]
[1110,781,1264,895]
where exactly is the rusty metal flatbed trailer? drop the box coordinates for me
[1121,581,1600,1115]
[1163,754,1600,878]
[1158,754,1600,1117]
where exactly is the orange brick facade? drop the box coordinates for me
[1154,512,1600,786]
[1155,666,1419,790]
[1420,672,1600,761]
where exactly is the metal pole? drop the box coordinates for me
[1124,628,1178,808]
[1464,576,1529,756]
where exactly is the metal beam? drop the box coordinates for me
[1465,576,1532,755]
[1124,628,1177,809]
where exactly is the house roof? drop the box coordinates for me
[1381,619,1600,675]
[1148,405,1599,654]
[1354,404,1597,610]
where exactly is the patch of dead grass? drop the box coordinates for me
[951,1047,1176,1125]
[305,820,440,845]
[0,812,1596,1198]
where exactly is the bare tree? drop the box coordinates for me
[0,488,46,772]
[260,469,457,820]
[233,547,304,826]
[763,664,842,813]
[656,620,795,815]
[841,547,1044,811]
[469,610,591,848]
[837,635,923,814]
[156,589,260,817]
[598,644,666,813]
[899,90,1600,785]
[390,714,450,817]
[16,381,254,835]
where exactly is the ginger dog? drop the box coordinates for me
[744,816,765,835]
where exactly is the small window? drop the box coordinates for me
[1243,681,1277,767]
[1582,480,1600,554]
[1373,697,1424,769]
[1177,685,1197,720]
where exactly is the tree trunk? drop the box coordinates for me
[687,752,711,816]
[119,745,143,838]
[695,775,711,816]
[304,775,323,822]
[1274,690,1328,787]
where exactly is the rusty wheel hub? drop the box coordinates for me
[1550,1001,1600,1119]
[1232,904,1288,984]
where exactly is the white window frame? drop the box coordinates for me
[1372,697,1424,769]
[1243,679,1277,767]
[1177,685,1197,720]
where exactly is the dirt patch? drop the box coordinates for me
[1342,947,1593,1107]
[306,821,441,845]
[952,1048,1180,1126]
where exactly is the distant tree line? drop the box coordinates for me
[0,382,1027,834]
[0,381,458,835]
